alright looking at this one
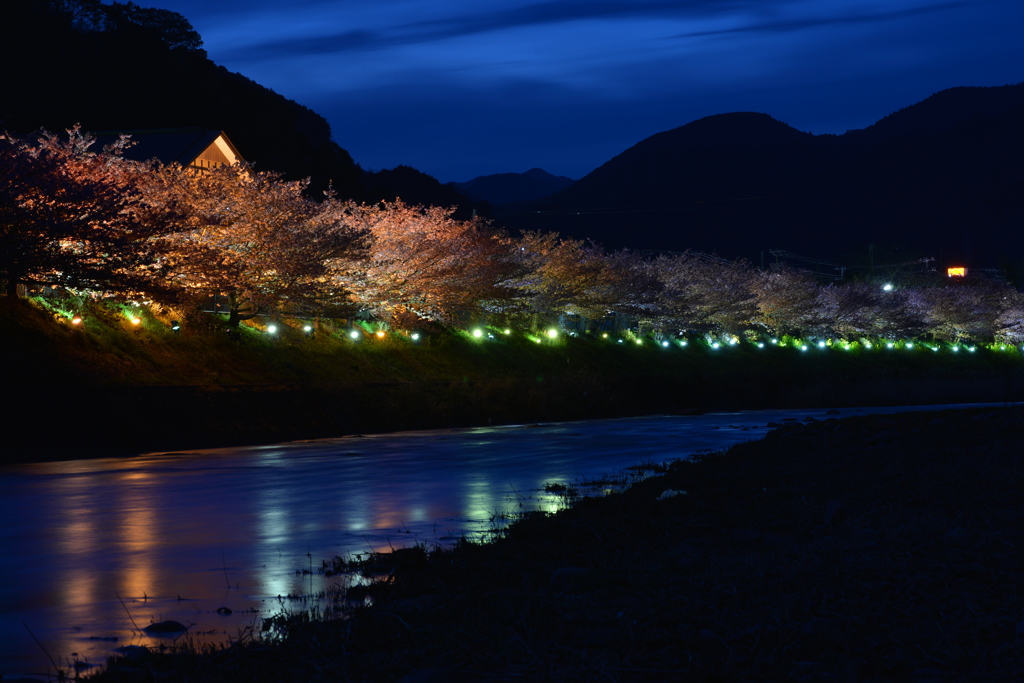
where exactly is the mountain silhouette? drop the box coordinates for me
[452,168,576,205]
[499,84,1024,273]
[363,165,480,220]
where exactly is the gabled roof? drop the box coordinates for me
[90,128,243,167]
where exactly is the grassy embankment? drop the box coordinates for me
[86,404,1024,682]
[3,293,1024,461]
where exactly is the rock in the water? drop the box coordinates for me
[143,620,188,634]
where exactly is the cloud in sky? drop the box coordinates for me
[148,0,1024,181]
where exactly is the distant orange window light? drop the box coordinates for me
[948,267,966,277]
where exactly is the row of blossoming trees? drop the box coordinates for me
[2,129,1023,344]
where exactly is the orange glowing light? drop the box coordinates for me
[947,267,966,277]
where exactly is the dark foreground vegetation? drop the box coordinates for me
[84,404,1024,682]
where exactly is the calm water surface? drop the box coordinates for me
[0,404,997,677]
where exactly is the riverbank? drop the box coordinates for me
[5,296,1024,463]
[88,403,1024,682]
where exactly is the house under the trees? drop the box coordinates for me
[92,128,244,169]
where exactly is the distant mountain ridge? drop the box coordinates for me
[452,168,575,205]
[497,83,1024,272]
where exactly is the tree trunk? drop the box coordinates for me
[226,290,259,327]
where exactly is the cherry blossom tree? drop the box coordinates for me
[751,264,818,336]
[503,231,621,329]
[0,127,163,297]
[144,162,366,325]
[333,200,512,326]
[995,290,1024,344]
[918,279,1016,342]
[808,281,928,339]
[602,249,661,333]
[651,253,757,335]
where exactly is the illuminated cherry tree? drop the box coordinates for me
[918,279,1016,342]
[0,127,162,297]
[145,162,366,324]
[333,200,512,326]
[503,231,624,329]
[995,291,1024,344]
[651,253,757,335]
[751,264,818,336]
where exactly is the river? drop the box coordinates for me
[0,403,1000,678]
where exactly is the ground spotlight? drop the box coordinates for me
[472,328,483,339]
[547,329,558,339]
[349,330,360,340]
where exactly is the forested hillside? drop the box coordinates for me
[1,0,355,199]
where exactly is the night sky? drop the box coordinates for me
[145,0,1023,183]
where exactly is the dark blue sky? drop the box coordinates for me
[147,0,1023,182]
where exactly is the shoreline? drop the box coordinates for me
[8,371,1023,465]
[87,403,1024,682]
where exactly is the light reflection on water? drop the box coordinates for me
[0,404,1000,677]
